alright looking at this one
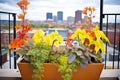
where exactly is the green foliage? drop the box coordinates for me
[58,57,79,80]
[66,25,72,29]
[30,23,56,28]
[25,42,51,79]
[49,48,66,63]
[48,48,79,80]
[67,45,99,68]
[30,24,36,28]
[30,23,59,28]
[96,51,102,62]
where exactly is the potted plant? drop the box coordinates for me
[9,0,110,80]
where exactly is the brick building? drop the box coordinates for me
[104,30,120,47]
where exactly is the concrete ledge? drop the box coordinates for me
[0,69,21,77]
[100,69,119,78]
[99,69,119,80]
[0,69,119,80]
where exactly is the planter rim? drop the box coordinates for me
[18,62,104,65]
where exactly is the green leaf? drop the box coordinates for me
[68,53,76,64]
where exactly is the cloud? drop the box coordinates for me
[104,0,120,5]
[0,0,18,5]
[0,0,120,21]
[0,3,18,12]
[103,5,120,13]
[26,0,100,20]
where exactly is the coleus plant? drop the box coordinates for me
[66,7,110,67]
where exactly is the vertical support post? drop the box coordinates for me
[0,13,2,68]
[13,13,16,69]
[113,15,117,69]
[8,13,12,69]
[118,27,120,69]
[104,15,108,69]
[100,0,103,30]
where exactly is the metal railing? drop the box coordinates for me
[0,11,16,69]
[100,0,120,69]
[102,14,120,69]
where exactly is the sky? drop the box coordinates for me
[0,0,120,22]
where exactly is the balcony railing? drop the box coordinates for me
[0,11,16,69]
[101,13,120,69]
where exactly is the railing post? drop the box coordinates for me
[118,29,120,69]
[100,0,103,30]
[104,14,109,69]
[8,13,12,69]
[0,13,2,68]
[12,13,17,69]
[113,15,117,69]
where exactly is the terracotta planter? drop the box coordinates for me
[18,62,104,80]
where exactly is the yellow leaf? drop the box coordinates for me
[32,30,44,43]
[100,31,110,43]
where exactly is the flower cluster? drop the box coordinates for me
[64,7,110,67]
[32,30,64,47]
[9,0,32,49]
[80,7,96,30]
[71,25,109,53]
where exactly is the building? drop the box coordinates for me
[57,11,63,22]
[74,10,82,24]
[67,16,74,25]
[53,15,57,23]
[46,12,53,20]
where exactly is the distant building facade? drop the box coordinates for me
[57,11,63,22]
[53,15,57,22]
[74,10,82,24]
[46,12,53,20]
[67,16,74,25]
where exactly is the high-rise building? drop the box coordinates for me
[46,12,53,20]
[74,10,82,24]
[57,11,63,21]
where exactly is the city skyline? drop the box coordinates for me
[0,0,120,22]
[46,11,63,22]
